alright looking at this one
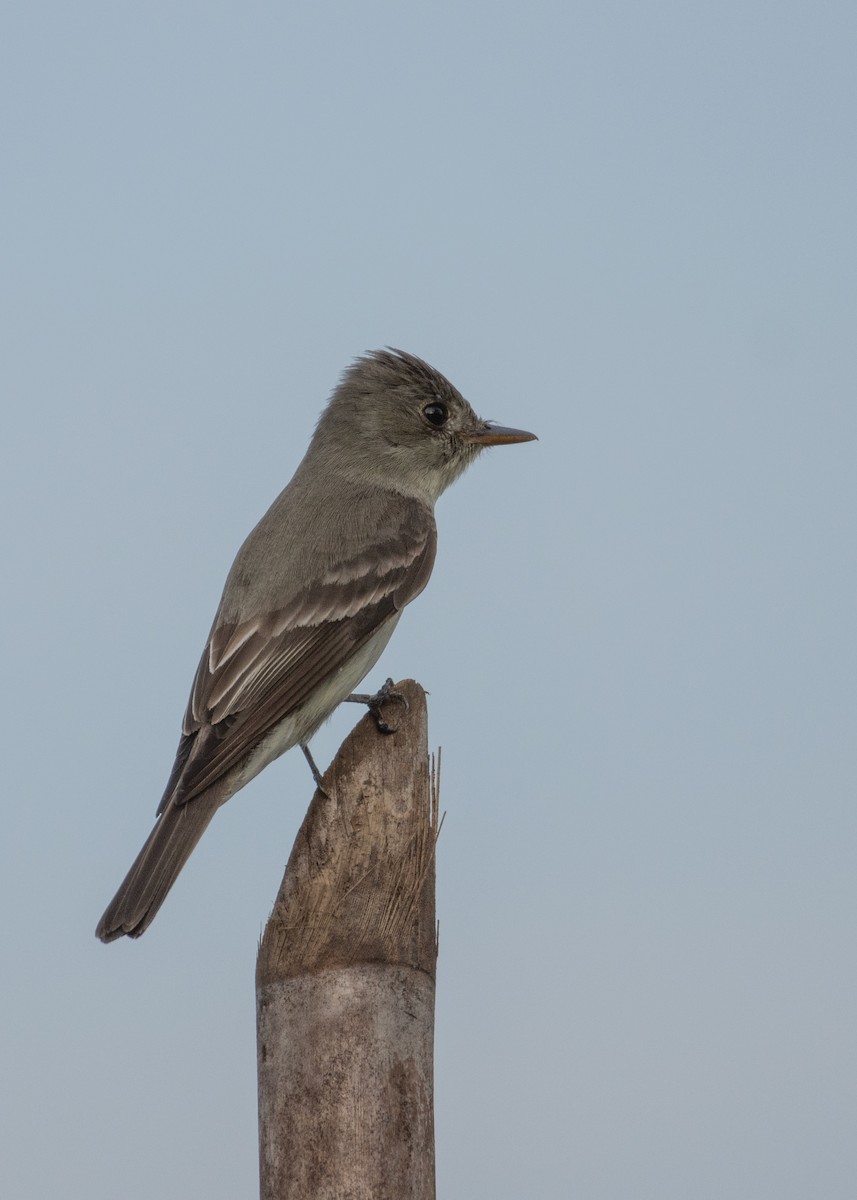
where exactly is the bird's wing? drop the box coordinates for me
[158,506,436,812]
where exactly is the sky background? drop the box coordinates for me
[3,2,856,1197]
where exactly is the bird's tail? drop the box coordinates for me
[95,790,223,942]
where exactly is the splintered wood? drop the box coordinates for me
[257,680,439,1200]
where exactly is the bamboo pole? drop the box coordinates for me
[256,679,439,1200]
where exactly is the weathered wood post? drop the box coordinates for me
[256,679,439,1200]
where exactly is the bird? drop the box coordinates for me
[96,349,535,941]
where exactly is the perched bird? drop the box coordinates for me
[96,349,535,941]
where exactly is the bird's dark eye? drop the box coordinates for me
[423,402,448,428]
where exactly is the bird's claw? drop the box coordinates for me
[346,677,409,734]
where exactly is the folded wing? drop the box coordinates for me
[158,502,436,811]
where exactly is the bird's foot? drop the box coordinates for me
[345,677,409,734]
[301,742,329,797]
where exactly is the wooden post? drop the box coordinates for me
[256,680,439,1200]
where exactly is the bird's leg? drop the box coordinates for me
[300,742,329,796]
[345,676,409,734]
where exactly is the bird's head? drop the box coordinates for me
[313,348,536,503]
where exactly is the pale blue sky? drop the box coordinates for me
[3,3,856,1197]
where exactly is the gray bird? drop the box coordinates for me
[96,349,535,941]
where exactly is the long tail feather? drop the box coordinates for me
[96,790,223,942]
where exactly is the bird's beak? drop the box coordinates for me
[460,422,537,446]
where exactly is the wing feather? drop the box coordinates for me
[159,501,436,812]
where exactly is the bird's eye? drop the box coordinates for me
[423,402,448,428]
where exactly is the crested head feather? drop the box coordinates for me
[307,348,487,504]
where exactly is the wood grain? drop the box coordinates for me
[257,680,438,1200]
